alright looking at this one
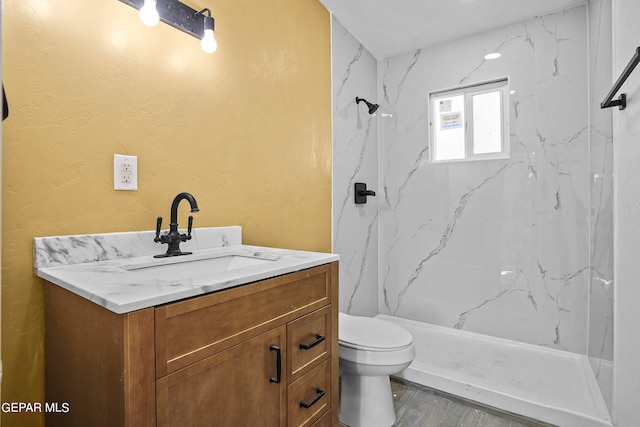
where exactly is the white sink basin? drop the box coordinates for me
[129,254,275,284]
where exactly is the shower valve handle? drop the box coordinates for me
[355,182,376,204]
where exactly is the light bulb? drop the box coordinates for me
[139,0,160,27]
[201,29,217,53]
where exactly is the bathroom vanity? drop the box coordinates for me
[35,227,339,427]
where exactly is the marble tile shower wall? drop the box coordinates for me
[332,18,379,316]
[378,6,591,352]
[331,3,613,378]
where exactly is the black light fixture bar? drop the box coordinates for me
[118,0,205,39]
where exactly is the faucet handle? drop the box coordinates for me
[154,216,163,243]
[186,215,194,240]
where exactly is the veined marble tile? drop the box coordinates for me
[330,2,611,371]
[331,17,379,316]
[378,5,591,353]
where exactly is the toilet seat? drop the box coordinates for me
[339,312,413,351]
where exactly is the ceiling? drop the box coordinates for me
[318,0,586,59]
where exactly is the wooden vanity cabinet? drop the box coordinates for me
[156,326,287,426]
[45,262,338,427]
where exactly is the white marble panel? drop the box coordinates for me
[378,6,591,353]
[331,17,379,316]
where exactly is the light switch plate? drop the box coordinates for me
[114,154,138,191]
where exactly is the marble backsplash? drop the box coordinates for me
[34,226,242,268]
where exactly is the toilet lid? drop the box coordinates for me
[339,313,413,351]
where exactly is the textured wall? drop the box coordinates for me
[378,6,590,352]
[331,18,379,316]
[2,0,331,425]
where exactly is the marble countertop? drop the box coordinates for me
[34,227,338,314]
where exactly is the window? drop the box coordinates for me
[429,78,510,162]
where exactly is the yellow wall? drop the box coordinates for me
[2,0,331,425]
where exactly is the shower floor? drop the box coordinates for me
[377,315,613,427]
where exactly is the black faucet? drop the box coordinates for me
[154,192,200,258]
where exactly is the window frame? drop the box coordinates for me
[428,78,510,163]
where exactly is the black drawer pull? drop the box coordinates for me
[269,345,281,384]
[299,388,325,409]
[299,334,325,350]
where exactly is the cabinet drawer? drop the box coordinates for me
[308,410,331,427]
[156,264,332,377]
[287,360,331,427]
[287,306,331,382]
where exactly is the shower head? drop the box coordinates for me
[355,97,379,115]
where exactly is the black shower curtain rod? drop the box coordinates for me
[601,46,640,111]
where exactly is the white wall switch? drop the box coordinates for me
[114,154,138,191]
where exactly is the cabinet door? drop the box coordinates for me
[157,326,287,427]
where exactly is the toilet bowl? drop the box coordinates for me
[338,312,415,427]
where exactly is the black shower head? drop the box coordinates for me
[355,97,379,115]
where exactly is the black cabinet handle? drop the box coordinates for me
[299,334,325,350]
[300,388,325,409]
[269,345,281,384]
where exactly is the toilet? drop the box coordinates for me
[338,312,416,427]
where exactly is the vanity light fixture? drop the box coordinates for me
[484,52,501,60]
[139,0,160,26]
[197,8,217,53]
[118,0,218,53]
